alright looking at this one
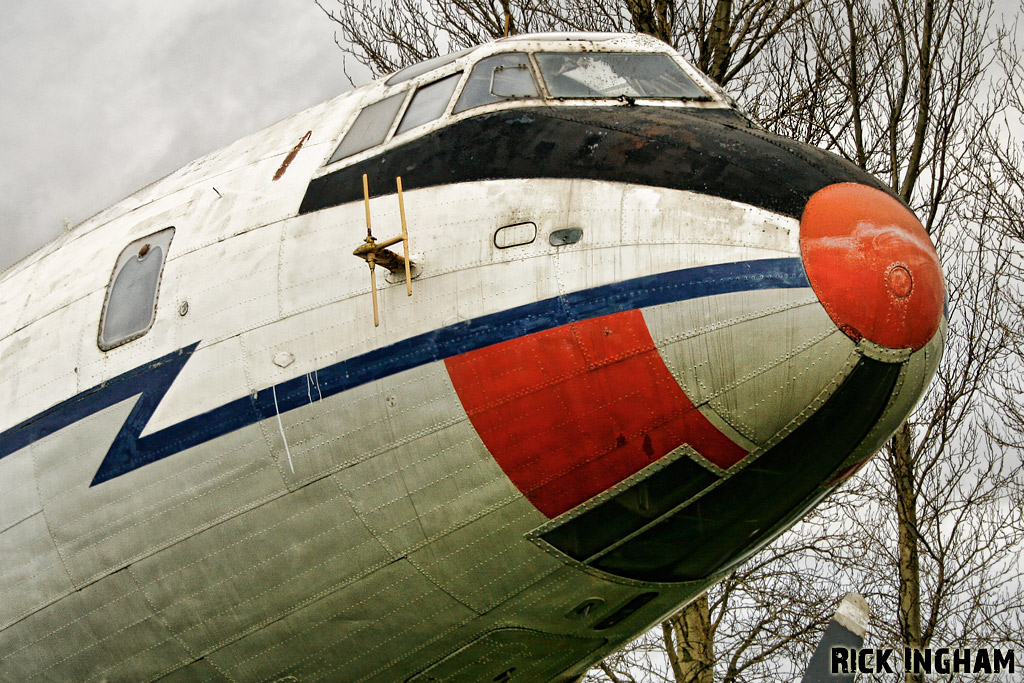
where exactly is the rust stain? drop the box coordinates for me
[273,130,312,181]
[642,433,654,458]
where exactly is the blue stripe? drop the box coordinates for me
[0,258,808,485]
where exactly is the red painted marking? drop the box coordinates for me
[445,310,746,518]
[800,183,944,351]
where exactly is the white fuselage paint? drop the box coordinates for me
[0,34,943,683]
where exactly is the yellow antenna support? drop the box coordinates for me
[360,173,381,327]
[362,173,373,239]
[396,176,412,297]
[368,253,380,327]
[353,174,415,327]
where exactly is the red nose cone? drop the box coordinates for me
[800,183,944,351]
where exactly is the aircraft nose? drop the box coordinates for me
[800,183,944,351]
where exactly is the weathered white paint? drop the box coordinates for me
[0,33,943,683]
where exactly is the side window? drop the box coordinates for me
[327,92,407,165]
[98,227,174,351]
[394,72,463,136]
[454,53,539,113]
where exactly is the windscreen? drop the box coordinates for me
[535,52,709,99]
[454,53,539,113]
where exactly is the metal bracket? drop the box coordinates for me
[354,174,414,326]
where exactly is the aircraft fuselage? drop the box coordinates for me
[0,33,944,682]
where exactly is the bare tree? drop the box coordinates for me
[655,1,1024,681]
[313,0,563,80]
[313,0,809,86]
[773,4,1024,682]
[313,1,1024,680]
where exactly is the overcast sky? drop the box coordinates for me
[3,3,1020,274]
[0,1,361,272]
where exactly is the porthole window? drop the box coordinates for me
[98,227,174,351]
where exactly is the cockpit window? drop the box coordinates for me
[454,53,540,113]
[327,92,407,165]
[324,49,717,169]
[394,72,463,135]
[535,52,709,99]
[385,48,474,85]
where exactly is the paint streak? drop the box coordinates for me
[445,310,746,518]
[273,130,312,181]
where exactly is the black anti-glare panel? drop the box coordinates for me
[588,357,900,582]
[301,106,892,219]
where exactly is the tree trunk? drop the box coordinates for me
[707,0,734,84]
[625,0,674,44]
[890,422,924,683]
[663,593,715,683]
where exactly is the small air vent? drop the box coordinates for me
[549,228,582,246]
[406,628,604,682]
[593,593,659,631]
